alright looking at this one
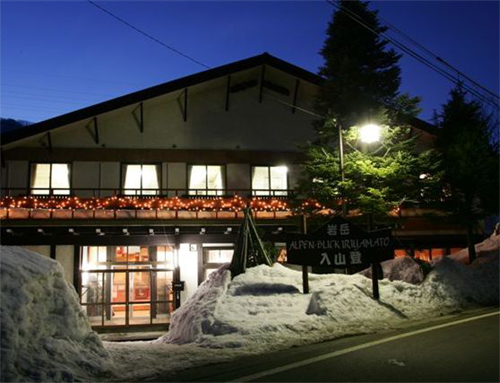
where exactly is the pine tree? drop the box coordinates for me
[317,0,402,127]
[300,0,441,224]
[438,86,499,263]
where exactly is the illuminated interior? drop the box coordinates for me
[81,245,175,326]
[123,164,159,195]
[189,165,224,195]
[252,166,288,196]
[203,247,234,280]
[31,163,70,195]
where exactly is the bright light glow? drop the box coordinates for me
[141,165,159,194]
[31,163,70,195]
[419,173,429,180]
[359,124,381,144]
[124,165,159,195]
[51,164,70,194]
[124,165,142,195]
[189,165,224,195]
[252,166,288,196]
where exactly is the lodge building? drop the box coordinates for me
[0,53,473,332]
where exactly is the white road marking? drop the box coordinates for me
[387,358,406,367]
[229,310,500,382]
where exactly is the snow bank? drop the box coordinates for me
[449,232,499,264]
[157,264,232,345]
[108,249,498,381]
[158,253,498,350]
[0,246,112,382]
[359,255,424,284]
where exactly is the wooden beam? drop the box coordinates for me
[183,88,188,122]
[140,102,144,132]
[85,117,99,144]
[39,132,53,153]
[292,79,300,114]
[259,66,266,103]
[225,75,231,111]
[47,132,53,152]
[93,117,99,144]
[132,102,144,133]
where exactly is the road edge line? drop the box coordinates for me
[229,310,500,382]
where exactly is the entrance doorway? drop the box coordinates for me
[80,245,176,328]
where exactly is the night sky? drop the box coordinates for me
[1,1,498,124]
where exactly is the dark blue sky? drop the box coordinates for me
[1,1,498,124]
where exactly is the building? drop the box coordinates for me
[0,53,471,332]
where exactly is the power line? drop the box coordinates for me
[1,69,142,87]
[2,90,105,103]
[329,0,498,109]
[377,13,499,101]
[1,83,116,97]
[2,94,98,105]
[326,0,498,110]
[86,0,210,69]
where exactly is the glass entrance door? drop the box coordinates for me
[80,245,176,328]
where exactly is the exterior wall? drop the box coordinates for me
[56,245,74,285]
[99,162,120,196]
[167,162,187,194]
[23,245,51,257]
[179,243,199,303]
[1,164,7,193]
[227,163,251,191]
[7,161,28,195]
[73,162,100,197]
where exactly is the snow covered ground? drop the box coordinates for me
[1,241,498,382]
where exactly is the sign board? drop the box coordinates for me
[287,217,393,268]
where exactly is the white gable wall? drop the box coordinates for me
[8,66,318,152]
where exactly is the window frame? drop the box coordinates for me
[29,162,72,195]
[250,164,289,196]
[120,162,162,196]
[202,245,234,281]
[186,164,226,196]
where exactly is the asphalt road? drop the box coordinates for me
[154,308,499,382]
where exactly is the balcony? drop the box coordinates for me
[0,188,325,221]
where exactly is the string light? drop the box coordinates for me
[0,195,325,215]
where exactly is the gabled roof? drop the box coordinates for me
[1,52,437,146]
[2,53,322,146]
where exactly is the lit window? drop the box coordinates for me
[252,166,288,196]
[31,163,70,195]
[188,165,224,195]
[123,164,160,195]
[202,247,233,281]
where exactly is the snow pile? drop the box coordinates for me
[359,255,424,284]
[449,232,499,264]
[158,253,498,351]
[0,246,112,382]
[157,264,232,345]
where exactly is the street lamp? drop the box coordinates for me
[359,123,381,144]
[338,122,381,216]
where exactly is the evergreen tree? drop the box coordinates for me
[437,86,499,263]
[317,0,402,127]
[300,0,440,224]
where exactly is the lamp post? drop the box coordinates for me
[338,122,347,217]
[338,122,381,217]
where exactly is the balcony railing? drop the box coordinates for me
[1,187,295,198]
[0,188,325,221]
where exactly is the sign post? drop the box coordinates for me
[301,214,309,294]
[287,217,393,300]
